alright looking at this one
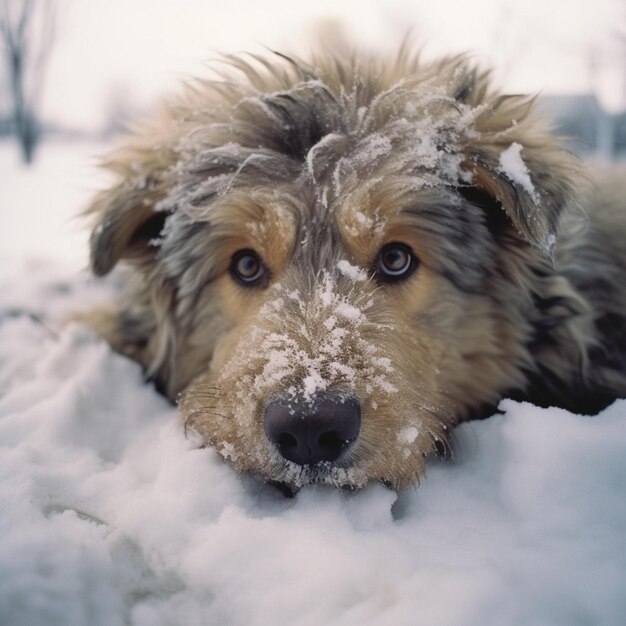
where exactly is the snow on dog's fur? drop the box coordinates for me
[83,42,626,490]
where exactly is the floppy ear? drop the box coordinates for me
[461,97,581,252]
[87,143,175,276]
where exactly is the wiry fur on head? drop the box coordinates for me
[85,42,626,489]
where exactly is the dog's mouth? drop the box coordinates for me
[266,476,363,498]
[267,457,370,491]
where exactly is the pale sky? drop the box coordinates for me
[32,0,626,130]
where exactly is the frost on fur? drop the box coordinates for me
[85,41,625,491]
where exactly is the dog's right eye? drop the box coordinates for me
[376,243,418,283]
[230,249,267,286]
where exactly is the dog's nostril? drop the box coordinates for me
[278,433,298,450]
[318,431,344,450]
[264,394,361,466]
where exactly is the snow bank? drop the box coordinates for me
[1,266,625,626]
[2,141,625,626]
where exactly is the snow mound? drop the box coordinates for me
[2,141,625,625]
[1,267,625,626]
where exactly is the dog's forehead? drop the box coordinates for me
[160,100,491,287]
[208,167,478,277]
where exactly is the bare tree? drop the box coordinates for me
[0,0,57,164]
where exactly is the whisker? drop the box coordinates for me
[183,392,223,400]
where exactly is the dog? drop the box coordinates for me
[84,41,626,491]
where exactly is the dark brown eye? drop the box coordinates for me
[376,243,417,282]
[230,249,266,286]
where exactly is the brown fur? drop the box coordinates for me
[83,43,626,490]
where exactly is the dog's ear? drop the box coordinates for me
[461,98,581,252]
[87,143,175,277]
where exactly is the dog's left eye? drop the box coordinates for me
[230,249,267,286]
[376,243,417,282]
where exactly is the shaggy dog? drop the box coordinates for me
[84,42,626,490]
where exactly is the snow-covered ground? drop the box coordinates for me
[1,140,625,626]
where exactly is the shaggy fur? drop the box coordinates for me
[84,42,626,490]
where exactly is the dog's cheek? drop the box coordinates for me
[378,271,487,419]
[179,372,268,473]
[175,274,271,462]
[423,288,530,418]
[182,273,265,370]
[354,397,431,488]
[349,293,454,486]
[383,267,458,386]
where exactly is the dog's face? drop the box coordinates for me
[87,50,579,489]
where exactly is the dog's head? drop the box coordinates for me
[87,47,580,489]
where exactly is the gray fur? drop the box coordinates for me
[83,43,626,488]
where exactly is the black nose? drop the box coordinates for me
[264,394,361,466]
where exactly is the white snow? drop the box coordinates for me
[499,142,540,203]
[335,301,364,322]
[337,260,368,282]
[227,273,395,409]
[398,425,419,444]
[2,140,626,626]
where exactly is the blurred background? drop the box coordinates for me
[1,0,625,266]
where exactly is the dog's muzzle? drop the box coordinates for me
[264,393,361,466]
